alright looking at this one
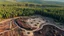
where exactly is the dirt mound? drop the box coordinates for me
[34,25,64,36]
[15,18,37,30]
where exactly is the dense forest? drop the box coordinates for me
[0,3,64,23]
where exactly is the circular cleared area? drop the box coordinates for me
[14,16,46,31]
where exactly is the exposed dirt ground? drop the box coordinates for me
[0,15,64,36]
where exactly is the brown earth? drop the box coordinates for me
[0,17,64,36]
[15,18,37,30]
[34,25,64,36]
